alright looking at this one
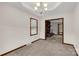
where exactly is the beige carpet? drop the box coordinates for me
[5,35,77,56]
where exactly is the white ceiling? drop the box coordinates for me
[21,2,62,16]
[21,2,77,16]
[46,2,77,15]
[0,2,77,17]
[21,2,62,11]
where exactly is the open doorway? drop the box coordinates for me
[45,18,64,44]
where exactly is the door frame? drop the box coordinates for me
[45,18,64,44]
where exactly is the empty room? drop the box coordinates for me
[0,2,79,56]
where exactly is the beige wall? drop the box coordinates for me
[73,3,79,55]
[0,4,40,55]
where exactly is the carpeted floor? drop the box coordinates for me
[5,35,77,56]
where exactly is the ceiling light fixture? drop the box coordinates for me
[36,2,40,7]
[44,8,47,11]
[44,3,47,7]
[34,7,38,10]
[35,2,48,14]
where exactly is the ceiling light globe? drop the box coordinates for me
[36,2,40,7]
[45,8,47,11]
[34,7,38,10]
[44,3,47,7]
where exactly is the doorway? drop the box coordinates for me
[45,18,64,44]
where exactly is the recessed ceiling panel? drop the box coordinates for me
[21,2,62,14]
